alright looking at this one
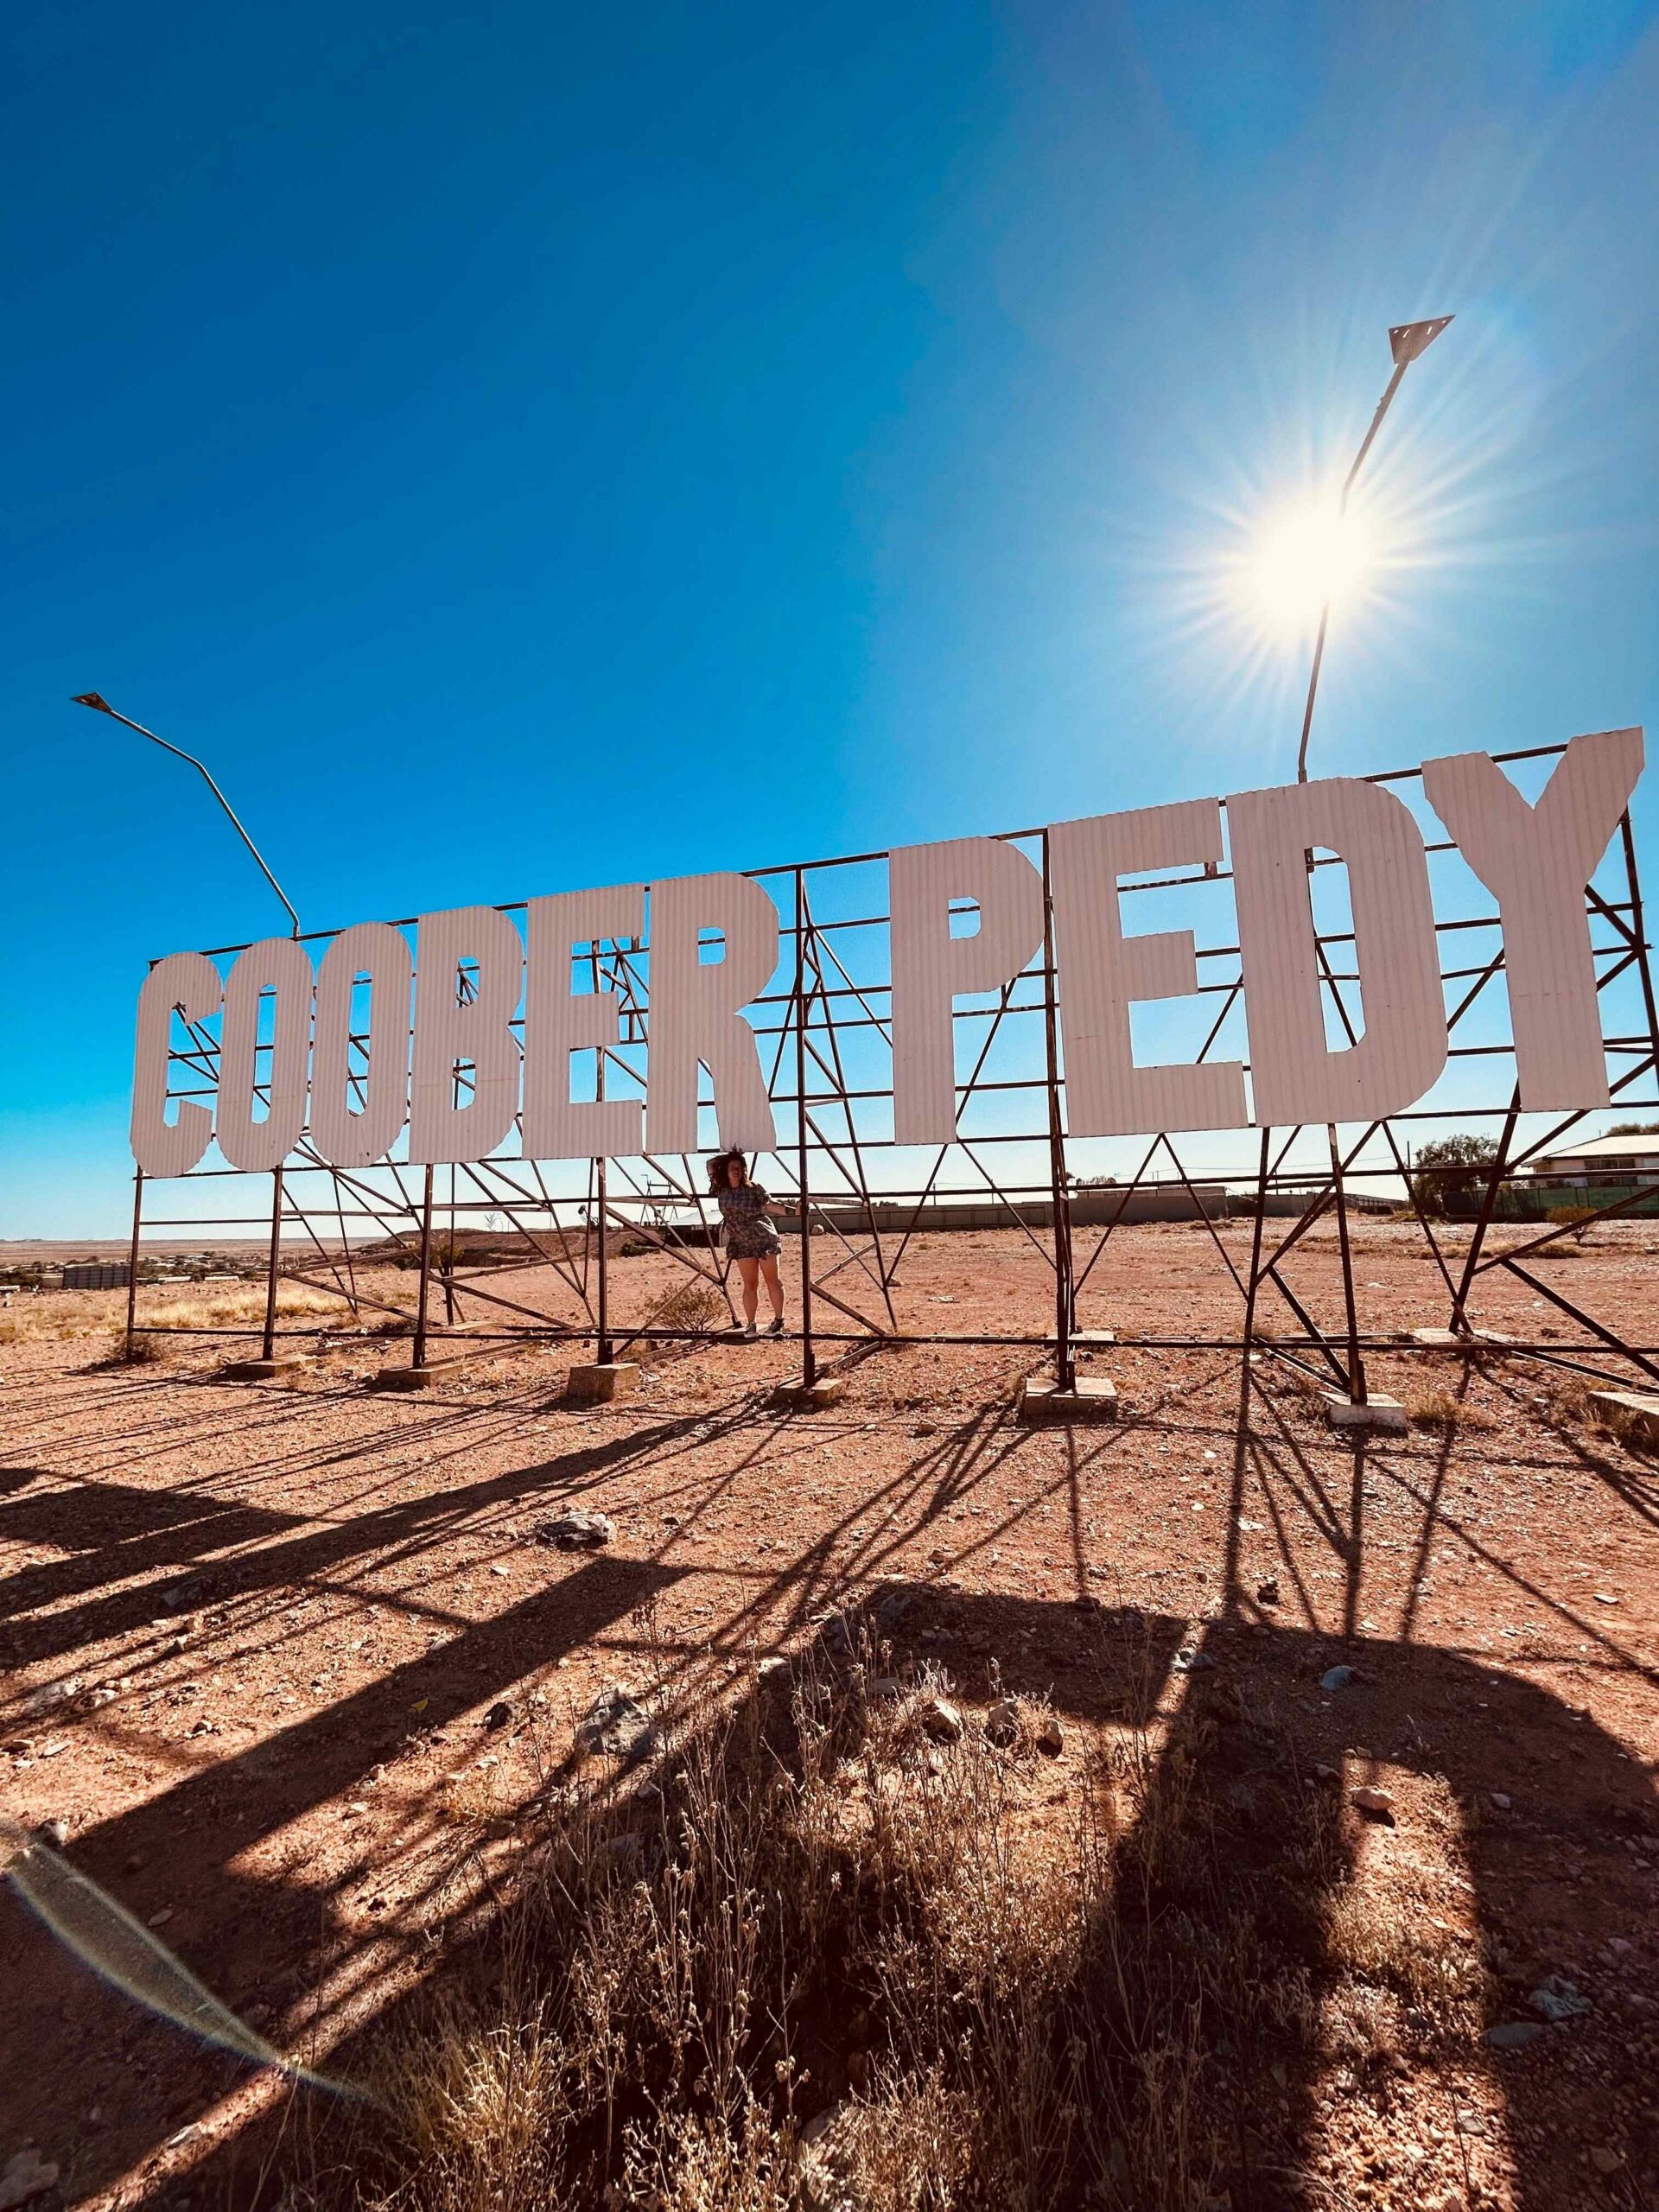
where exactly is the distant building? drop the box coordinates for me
[62,1262,131,1290]
[1527,1135,1659,1188]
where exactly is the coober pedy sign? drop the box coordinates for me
[131,728,1645,1179]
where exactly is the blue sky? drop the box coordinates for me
[4,0,1658,1235]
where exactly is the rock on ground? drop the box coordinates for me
[917,1695,963,1744]
[0,2150,60,2209]
[540,1508,615,1549]
[984,1696,1020,1746]
[577,1683,655,1759]
[798,2101,860,2212]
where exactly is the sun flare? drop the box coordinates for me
[1245,502,1376,630]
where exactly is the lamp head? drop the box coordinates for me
[1389,316,1453,368]
[72,692,114,714]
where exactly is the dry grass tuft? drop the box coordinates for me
[0,1298,117,1345]
[111,1332,165,1366]
[1322,1861,1490,2050]
[310,1637,1433,2212]
[644,1276,731,1335]
[1544,1376,1640,1441]
[149,1285,349,1332]
[1408,1389,1496,1433]
[1546,1376,1594,1425]
[1281,1364,1332,1400]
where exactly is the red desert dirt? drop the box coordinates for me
[1,1221,1656,2209]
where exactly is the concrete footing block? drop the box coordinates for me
[221,1357,307,1382]
[372,1357,467,1392]
[567,1361,640,1404]
[779,1373,846,1409]
[1020,1376,1119,1424]
[1588,1389,1659,1444]
[1072,1328,1116,1348]
[1323,1391,1408,1433]
[1409,1328,1468,1351]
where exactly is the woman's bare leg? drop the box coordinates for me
[760,1254,784,1320]
[736,1257,760,1326]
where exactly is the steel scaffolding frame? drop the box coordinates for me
[125,742,1659,1397]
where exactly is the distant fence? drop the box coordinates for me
[1442,1179,1659,1224]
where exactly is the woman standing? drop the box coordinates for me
[708,1150,785,1338]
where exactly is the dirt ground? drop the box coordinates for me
[2,1221,1656,2209]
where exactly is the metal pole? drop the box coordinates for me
[795,866,817,1388]
[594,942,613,1363]
[443,1162,458,1325]
[1240,1127,1270,1379]
[70,695,302,937]
[124,1169,144,1357]
[260,1167,284,1363]
[1326,1124,1366,1403]
[1295,317,1452,785]
[1295,362,1405,785]
[413,1163,435,1370]
[1040,831,1074,1392]
[1451,1094,1519,1335]
[1619,814,1659,1077]
[595,1161,611,1363]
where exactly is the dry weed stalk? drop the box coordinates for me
[328,1635,1478,2212]
[1407,1390,1495,1433]
[149,1285,347,1331]
[1544,1375,1645,1444]
[644,1279,731,1335]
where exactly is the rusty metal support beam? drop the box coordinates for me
[413,1164,435,1371]
[124,1169,143,1357]
[260,1166,284,1364]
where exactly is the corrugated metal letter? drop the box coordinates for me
[524,885,647,1160]
[1423,729,1643,1110]
[889,836,1045,1145]
[1227,778,1445,1127]
[409,907,524,1165]
[130,951,223,1178]
[645,874,779,1156]
[1051,800,1246,1137]
[218,938,315,1173]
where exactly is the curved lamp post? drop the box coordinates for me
[1295,315,1454,783]
[72,692,302,938]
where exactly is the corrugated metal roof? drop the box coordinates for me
[1533,1134,1659,1165]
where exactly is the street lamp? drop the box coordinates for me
[71,693,302,938]
[1294,315,1454,783]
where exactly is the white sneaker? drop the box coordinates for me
[742,1322,758,1339]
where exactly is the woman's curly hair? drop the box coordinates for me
[706,1148,749,1195]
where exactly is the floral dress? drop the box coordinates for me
[717,1183,781,1259]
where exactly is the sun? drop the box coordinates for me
[1245,501,1376,630]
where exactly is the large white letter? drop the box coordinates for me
[888,836,1045,1144]
[524,885,646,1160]
[1227,778,1445,1127]
[1423,728,1643,1110]
[217,938,315,1173]
[310,922,413,1168]
[1051,801,1246,1137]
[645,874,779,1155]
[409,906,524,1164]
[130,952,224,1176]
